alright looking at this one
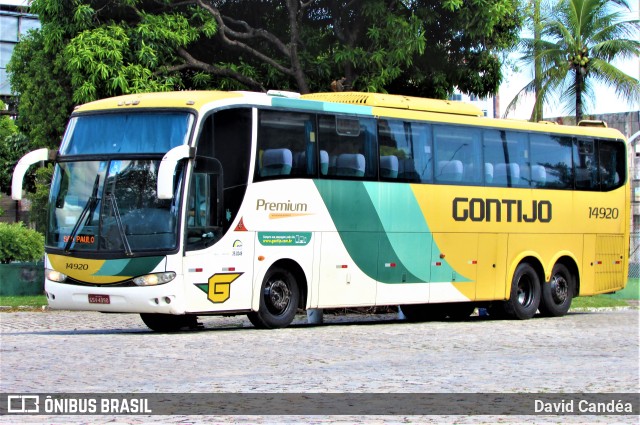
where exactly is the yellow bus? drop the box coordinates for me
[12,90,629,331]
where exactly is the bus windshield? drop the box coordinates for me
[48,160,184,253]
[60,112,192,155]
[47,111,193,254]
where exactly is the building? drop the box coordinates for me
[1,0,40,103]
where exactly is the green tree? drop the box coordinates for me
[386,0,522,98]
[27,165,53,235]
[0,101,32,195]
[0,133,31,195]
[7,30,74,149]
[9,0,521,149]
[506,0,640,121]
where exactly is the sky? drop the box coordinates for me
[498,0,639,120]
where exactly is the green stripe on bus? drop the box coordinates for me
[94,256,164,277]
[271,97,372,115]
[314,180,422,283]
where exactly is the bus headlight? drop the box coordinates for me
[132,272,176,286]
[46,269,67,283]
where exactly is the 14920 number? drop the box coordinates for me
[588,207,619,219]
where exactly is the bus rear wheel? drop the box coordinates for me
[504,262,541,320]
[248,267,299,329]
[539,263,573,317]
[140,313,198,332]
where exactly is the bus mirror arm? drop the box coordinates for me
[11,148,55,200]
[157,145,195,200]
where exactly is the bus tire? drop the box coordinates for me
[248,267,299,329]
[140,313,198,332]
[539,263,573,317]
[504,262,541,320]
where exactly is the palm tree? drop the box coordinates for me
[506,0,640,122]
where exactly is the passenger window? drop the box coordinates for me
[378,120,418,181]
[433,125,481,184]
[530,134,573,189]
[256,111,316,179]
[575,139,598,190]
[483,130,529,187]
[319,115,376,179]
[409,123,433,183]
[599,139,625,191]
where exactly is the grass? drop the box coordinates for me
[0,295,48,310]
[602,278,639,300]
[571,295,629,309]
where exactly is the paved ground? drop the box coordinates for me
[0,308,638,424]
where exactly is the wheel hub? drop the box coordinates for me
[517,277,533,307]
[550,275,568,303]
[264,279,291,313]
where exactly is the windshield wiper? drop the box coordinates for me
[64,175,100,253]
[105,193,133,256]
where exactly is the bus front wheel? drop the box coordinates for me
[504,263,541,320]
[248,267,299,329]
[539,263,573,317]
[140,313,198,332]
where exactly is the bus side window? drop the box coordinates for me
[483,129,529,187]
[433,124,481,184]
[378,120,416,181]
[186,159,222,250]
[409,122,432,183]
[599,139,625,191]
[575,139,598,190]
[257,111,316,179]
[319,115,376,179]
[530,134,573,189]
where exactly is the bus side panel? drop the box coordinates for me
[574,188,628,295]
[581,234,597,295]
[318,231,377,307]
[431,233,477,303]
[593,234,626,294]
[580,234,625,296]
[375,232,431,306]
[475,233,508,301]
[182,231,256,313]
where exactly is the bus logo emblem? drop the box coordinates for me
[195,273,243,303]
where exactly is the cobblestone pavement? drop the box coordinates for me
[0,308,638,424]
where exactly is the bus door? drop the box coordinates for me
[183,155,253,312]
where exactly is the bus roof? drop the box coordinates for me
[72,90,626,141]
[300,92,625,140]
[73,91,244,113]
[301,92,484,117]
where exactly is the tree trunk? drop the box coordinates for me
[286,0,310,93]
[575,69,584,123]
[531,0,543,122]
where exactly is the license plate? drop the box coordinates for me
[88,294,110,304]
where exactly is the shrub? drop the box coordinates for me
[0,222,44,264]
